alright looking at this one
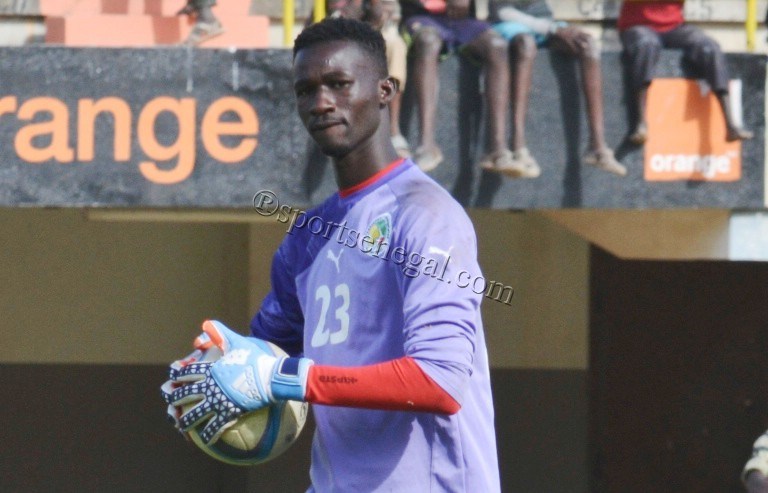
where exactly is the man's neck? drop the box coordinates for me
[333,139,400,191]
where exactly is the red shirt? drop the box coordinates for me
[422,0,446,14]
[617,0,685,33]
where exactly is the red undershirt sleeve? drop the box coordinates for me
[304,356,461,414]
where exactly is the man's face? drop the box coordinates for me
[293,41,384,158]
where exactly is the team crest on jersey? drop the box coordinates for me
[365,213,391,258]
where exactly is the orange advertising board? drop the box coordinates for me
[644,78,741,182]
[0,95,259,185]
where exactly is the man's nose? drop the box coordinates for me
[310,86,335,115]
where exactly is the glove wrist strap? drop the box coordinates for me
[271,357,313,401]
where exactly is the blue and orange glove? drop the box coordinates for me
[161,320,313,444]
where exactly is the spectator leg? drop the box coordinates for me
[390,91,404,138]
[666,24,753,141]
[552,30,608,152]
[576,37,607,152]
[508,33,536,152]
[384,28,408,142]
[716,93,754,141]
[192,0,217,23]
[463,29,510,154]
[620,26,661,143]
[409,27,443,154]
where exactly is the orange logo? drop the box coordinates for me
[643,78,741,182]
[0,95,259,185]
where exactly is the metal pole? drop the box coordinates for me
[314,0,326,23]
[747,0,757,52]
[284,0,295,47]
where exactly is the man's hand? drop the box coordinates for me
[161,320,312,444]
[446,0,470,19]
[550,25,592,54]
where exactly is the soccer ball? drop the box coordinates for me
[181,341,309,466]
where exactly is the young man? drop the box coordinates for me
[162,18,500,492]
[490,0,627,177]
[618,0,753,144]
[402,0,515,173]
[313,0,412,158]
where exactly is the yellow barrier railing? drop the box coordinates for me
[283,0,327,47]
[283,0,294,47]
[314,0,326,23]
[747,0,757,51]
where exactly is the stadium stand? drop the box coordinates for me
[38,0,269,47]
[0,0,764,50]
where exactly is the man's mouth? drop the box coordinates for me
[310,120,344,132]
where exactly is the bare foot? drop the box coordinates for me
[629,122,647,145]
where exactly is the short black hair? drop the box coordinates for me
[293,17,388,78]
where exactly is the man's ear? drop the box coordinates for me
[379,76,398,106]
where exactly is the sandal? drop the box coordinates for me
[413,145,443,172]
[391,134,411,158]
[481,148,540,179]
[183,20,224,46]
[584,148,627,176]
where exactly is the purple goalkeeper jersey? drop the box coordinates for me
[251,159,500,492]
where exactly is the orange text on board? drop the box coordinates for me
[643,78,741,182]
[0,95,259,185]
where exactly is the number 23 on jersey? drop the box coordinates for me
[310,283,350,348]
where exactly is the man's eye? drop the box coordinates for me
[330,81,351,89]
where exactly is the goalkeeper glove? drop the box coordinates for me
[161,320,313,444]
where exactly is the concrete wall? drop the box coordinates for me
[0,207,589,369]
[589,247,768,493]
[0,208,250,364]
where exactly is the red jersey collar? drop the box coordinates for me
[339,158,406,198]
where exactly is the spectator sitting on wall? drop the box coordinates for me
[310,1,412,158]
[489,0,626,178]
[178,0,224,46]
[618,0,753,145]
[367,0,412,158]
[401,0,514,174]
[743,430,768,493]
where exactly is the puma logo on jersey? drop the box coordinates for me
[326,248,344,273]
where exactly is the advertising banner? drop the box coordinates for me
[0,47,764,209]
[0,47,310,208]
[644,79,742,182]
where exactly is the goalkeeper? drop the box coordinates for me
[163,17,500,493]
